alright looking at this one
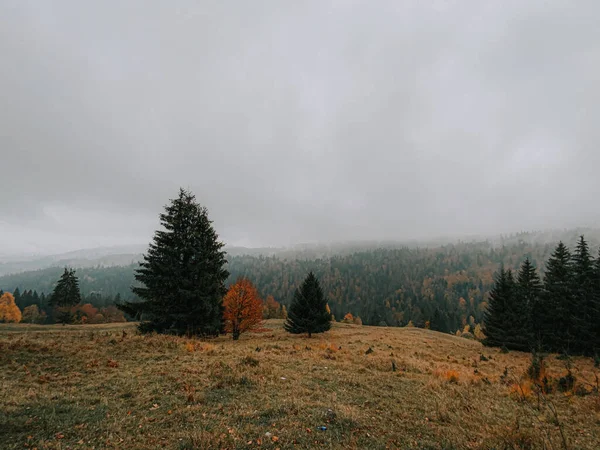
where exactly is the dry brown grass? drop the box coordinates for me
[0,321,599,449]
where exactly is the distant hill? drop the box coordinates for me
[3,227,600,277]
[0,245,146,277]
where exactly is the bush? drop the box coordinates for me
[527,352,551,393]
[473,324,486,341]
[444,370,460,383]
[557,372,575,393]
[342,313,354,324]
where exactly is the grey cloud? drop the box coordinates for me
[1,0,600,254]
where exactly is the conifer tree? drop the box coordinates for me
[571,236,596,353]
[541,242,574,352]
[517,258,542,345]
[117,188,228,336]
[12,287,21,306]
[484,268,529,350]
[49,268,82,307]
[48,268,81,324]
[430,307,450,333]
[591,249,600,355]
[284,272,331,337]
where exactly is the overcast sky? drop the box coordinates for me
[1,1,600,255]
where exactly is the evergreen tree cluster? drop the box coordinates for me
[484,236,600,355]
[0,268,125,324]
[116,189,330,338]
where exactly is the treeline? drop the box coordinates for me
[227,241,558,331]
[1,240,568,332]
[0,264,138,303]
[0,268,127,325]
[484,236,600,356]
[3,287,124,310]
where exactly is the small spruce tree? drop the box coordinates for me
[484,267,530,350]
[541,242,574,352]
[516,258,542,345]
[592,249,600,356]
[284,272,331,337]
[49,268,81,324]
[571,236,596,354]
[49,268,82,308]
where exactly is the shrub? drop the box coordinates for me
[557,370,576,393]
[444,370,460,383]
[510,381,534,401]
[473,324,486,341]
[526,352,551,393]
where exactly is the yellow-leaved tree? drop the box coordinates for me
[0,292,22,323]
[22,305,45,324]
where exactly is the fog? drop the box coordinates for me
[2,1,600,255]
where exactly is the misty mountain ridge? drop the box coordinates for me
[1,227,600,277]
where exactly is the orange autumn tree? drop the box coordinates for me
[0,292,22,323]
[263,295,282,319]
[223,278,264,340]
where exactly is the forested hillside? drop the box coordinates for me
[2,236,585,330]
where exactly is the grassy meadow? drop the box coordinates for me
[1,321,599,449]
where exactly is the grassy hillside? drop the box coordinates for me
[1,322,598,449]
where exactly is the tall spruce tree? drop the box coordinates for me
[49,268,82,307]
[517,258,542,346]
[571,236,596,354]
[484,267,511,348]
[593,249,600,355]
[541,242,574,352]
[284,272,331,337]
[117,189,228,336]
[484,268,529,351]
